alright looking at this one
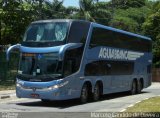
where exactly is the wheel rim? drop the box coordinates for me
[94,84,100,101]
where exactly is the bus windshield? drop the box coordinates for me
[23,22,68,42]
[18,53,62,80]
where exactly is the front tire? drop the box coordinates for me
[93,83,100,101]
[80,84,88,103]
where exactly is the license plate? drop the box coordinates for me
[30,93,39,98]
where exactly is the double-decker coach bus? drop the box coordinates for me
[7,19,152,103]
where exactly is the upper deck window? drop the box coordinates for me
[23,22,68,42]
[67,21,90,44]
[90,27,151,52]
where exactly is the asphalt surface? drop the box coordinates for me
[0,82,160,118]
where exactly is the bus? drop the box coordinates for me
[7,19,152,103]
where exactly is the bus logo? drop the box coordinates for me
[32,88,36,92]
[99,47,144,61]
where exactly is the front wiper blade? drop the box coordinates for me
[44,74,62,78]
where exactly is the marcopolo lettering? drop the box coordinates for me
[99,47,144,61]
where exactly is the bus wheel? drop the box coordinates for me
[137,80,142,94]
[80,84,88,103]
[93,83,100,101]
[130,80,137,95]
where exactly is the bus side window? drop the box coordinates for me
[85,61,109,76]
[64,58,76,77]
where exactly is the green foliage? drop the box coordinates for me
[143,1,160,67]
[79,0,95,21]
[1,0,34,44]
[110,6,151,34]
[78,0,111,25]
[92,2,111,25]
[109,0,146,9]
[110,9,139,32]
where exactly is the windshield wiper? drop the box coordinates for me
[44,74,62,78]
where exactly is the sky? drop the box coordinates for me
[63,0,79,7]
[54,0,158,7]
[63,0,111,7]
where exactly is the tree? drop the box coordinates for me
[1,0,33,44]
[65,6,79,18]
[109,6,151,33]
[78,0,111,25]
[143,1,160,67]
[92,2,111,25]
[43,0,66,19]
[79,0,95,21]
[109,0,146,9]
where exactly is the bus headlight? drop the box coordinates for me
[48,81,68,90]
[16,80,24,88]
[16,83,22,87]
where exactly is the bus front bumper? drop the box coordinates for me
[16,83,80,100]
[16,87,80,100]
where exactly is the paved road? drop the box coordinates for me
[0,83,160,118]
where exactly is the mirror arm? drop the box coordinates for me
[6,44,21,61]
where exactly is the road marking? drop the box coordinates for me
[128,104,134,107]
[144,97,149,100]
[135,101,141,104]
[120,109,126,112]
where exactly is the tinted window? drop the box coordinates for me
[85,60,134,76]
[85,61,108,76]
[68,21,90,44]
[19,53,62,75]
[63,46,84,77]
[109,61,134,75]
[90,27,151,52]
[24,22,68,42]
[90,28,114,48]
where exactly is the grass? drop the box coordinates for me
[0,80,15,91]
[125,96,160,112]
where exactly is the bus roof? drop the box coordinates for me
[31,19,151,41]
[92,22,151,41]
[31,19,90,24]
